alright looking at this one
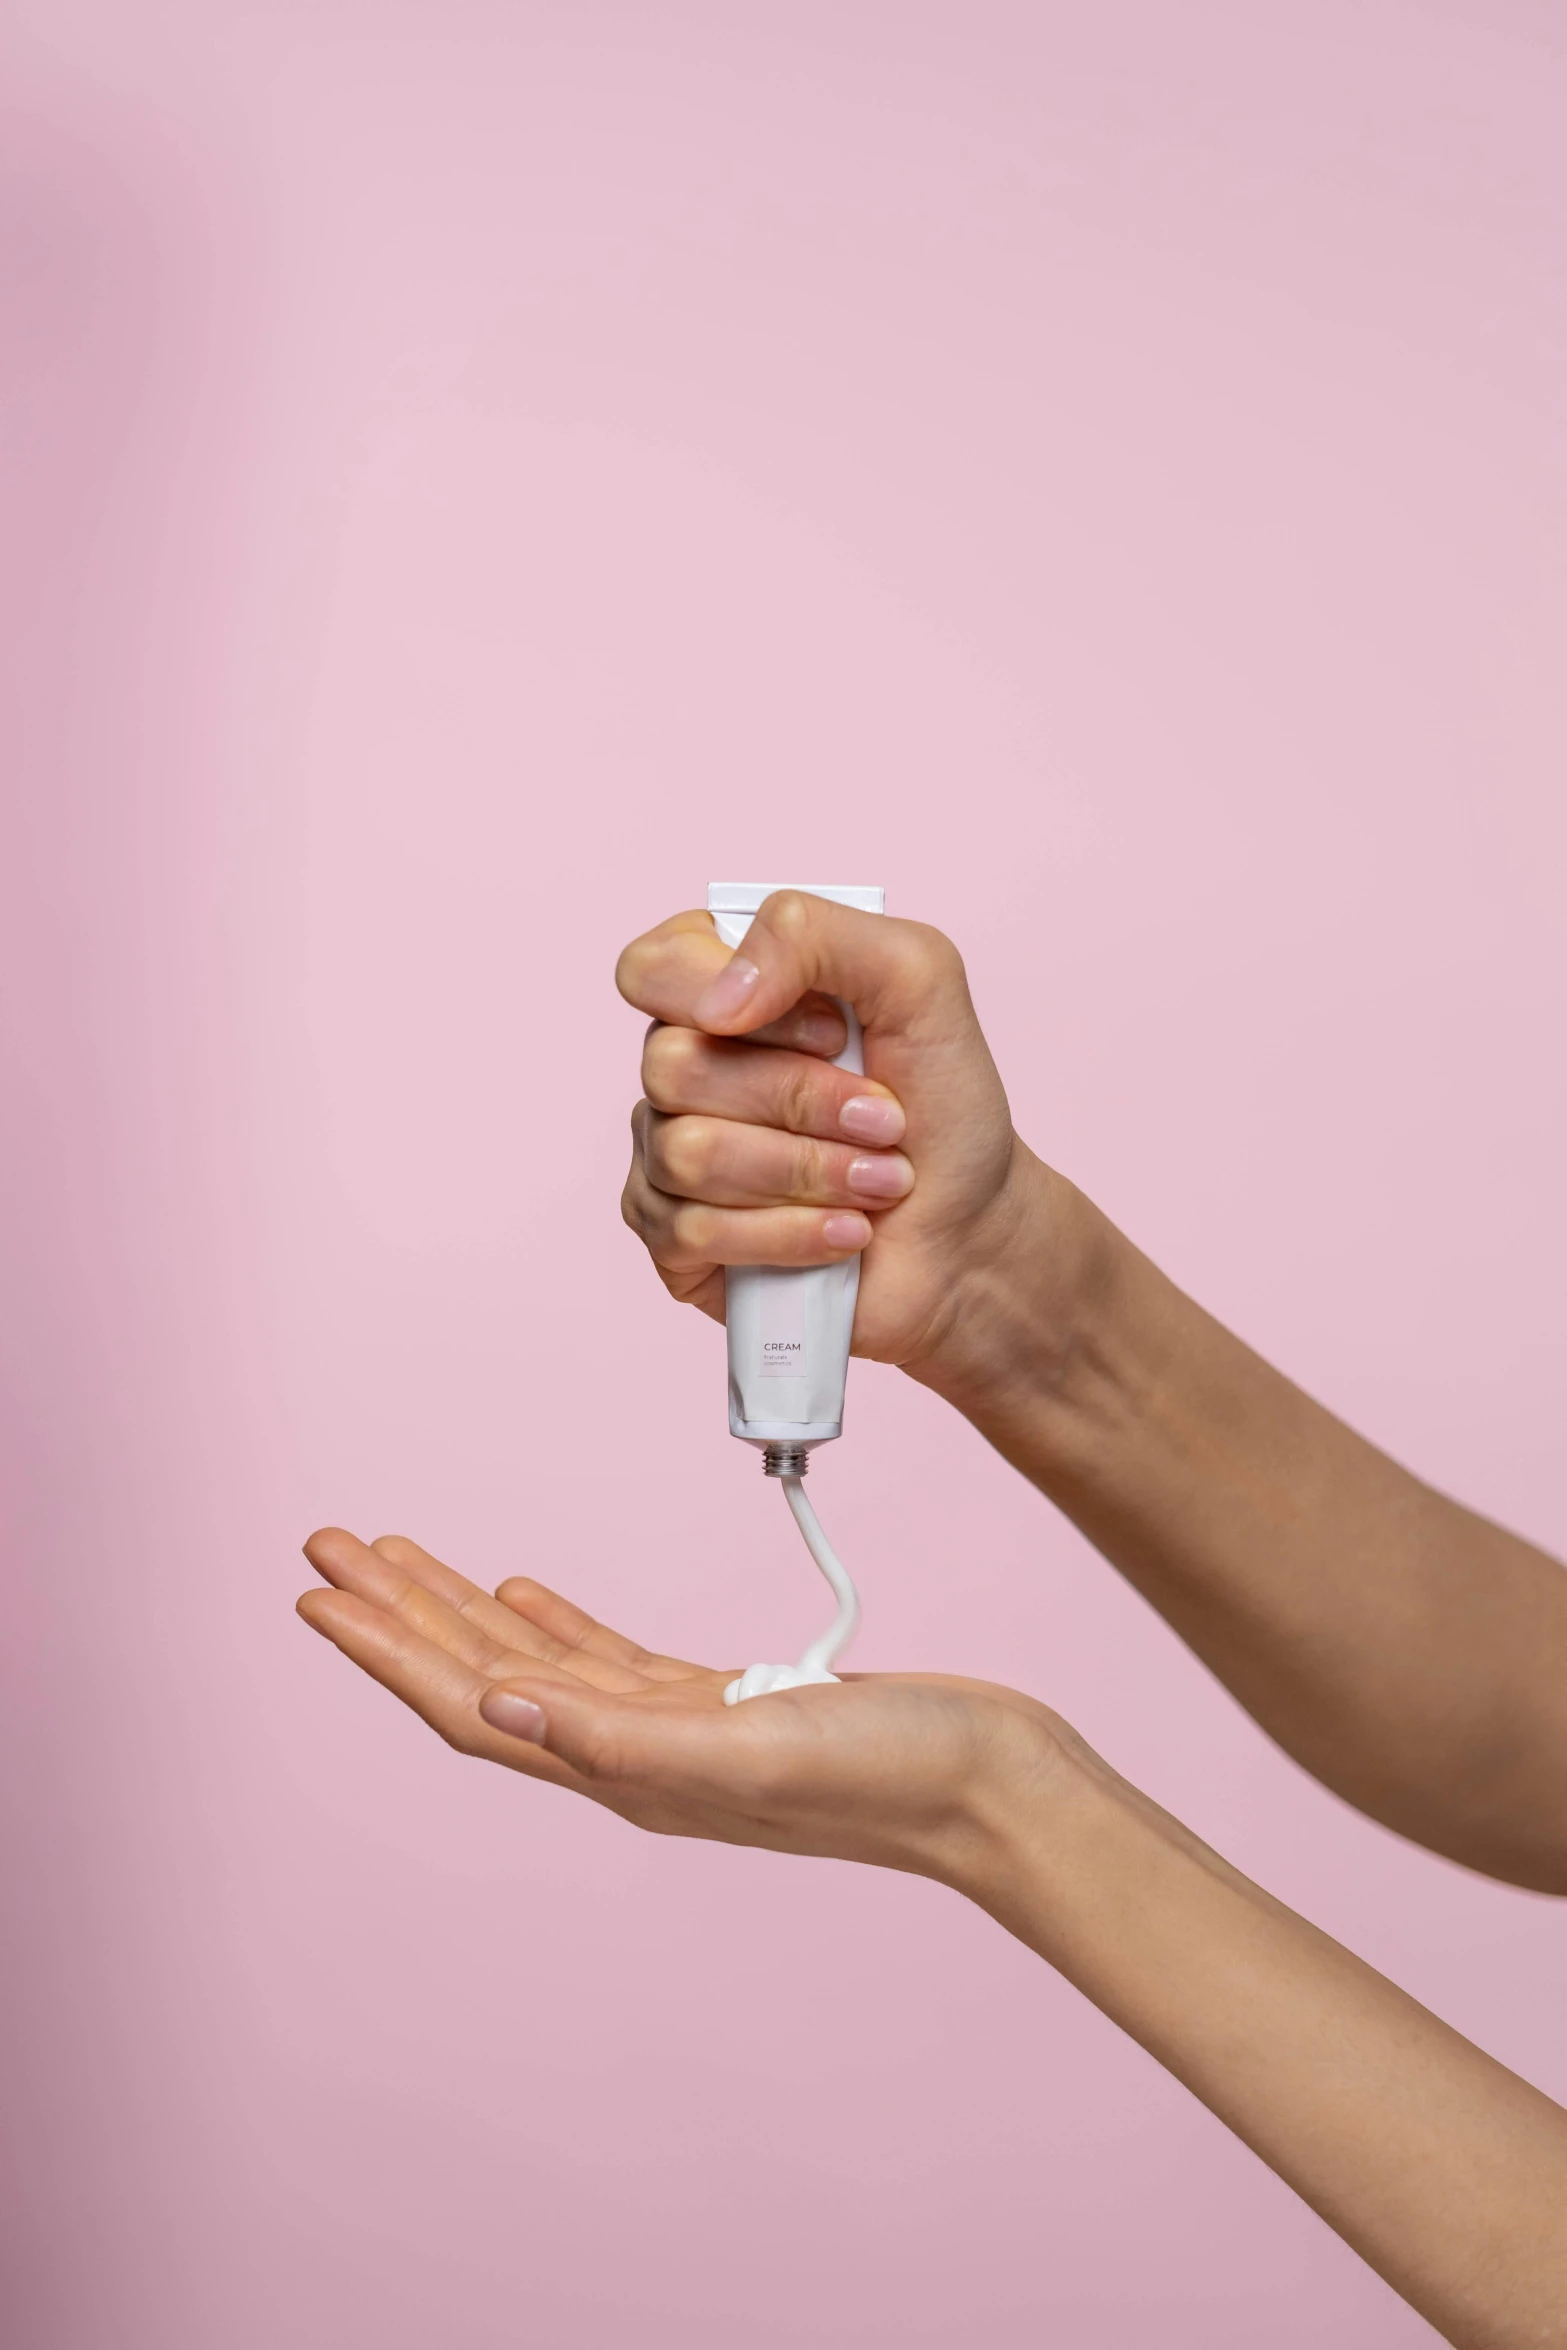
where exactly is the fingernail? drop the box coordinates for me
[846,1153,914,1200]
[839,1094,904,1145]
[480,1690,547,1743]
[822,1211,872,1249]
[693,954,761,1028]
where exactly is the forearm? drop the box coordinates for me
[913,1148,1567,1889]
[952,1727,1567,2349]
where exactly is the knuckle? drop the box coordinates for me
[614,942,647,1005]
[642,1114,676,1189]
[639,1024,681,1104]
[640,1113,670,1187]
[650,1210,690,1268]
[654,1115,715,1195]
[762,889,815,955]
[906,921,965,988]
[670,1200,718,1261]
[641,1023,696,1108]
[625,1163,677,1245]
[793,1134,830,1199]
[778,1060,821,1136]
[641,1113,676,1186]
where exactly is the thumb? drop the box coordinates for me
[691,892,968,1045]
[692,895,1007,1164]
[478,1677,731,1791]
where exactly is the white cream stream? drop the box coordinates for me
[723,1475,860,1704]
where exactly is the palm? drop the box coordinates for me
[850,1206,976,1364]
[298,1529,1045,1872]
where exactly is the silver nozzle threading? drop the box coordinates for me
[762,1443,810,1478]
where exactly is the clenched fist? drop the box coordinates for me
[616,890,1070,1390]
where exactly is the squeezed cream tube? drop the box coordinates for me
[707,883,884,1452]
[706,883,884,1705]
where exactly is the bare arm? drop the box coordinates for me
[986,1721,1567,2349]
[297,1528,1567,2347]
[923,1156,1567,1892]
[616,894,1567,1889]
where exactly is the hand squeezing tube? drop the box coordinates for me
[706,883,883,1703]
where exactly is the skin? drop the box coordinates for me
[617,895,1567,1893]
[298,1528,1567,2349]
[298,890,1567,2342]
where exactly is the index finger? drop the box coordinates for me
[687,893,967,1042]
[297,1587,587,1788]
[304,1527,647,1693]
[617,910,848,1055]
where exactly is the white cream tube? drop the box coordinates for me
[707,883,884,1451]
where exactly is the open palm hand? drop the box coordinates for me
[298,1529,1062,1881]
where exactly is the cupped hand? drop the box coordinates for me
[616,894,1053,1377]
[297,1527,1066,1881]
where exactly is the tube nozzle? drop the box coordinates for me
[761,1443,811,1478]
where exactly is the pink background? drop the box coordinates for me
[3,3,1565,2343]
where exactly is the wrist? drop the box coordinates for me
[925,1694,1125,1915]
[942,1701,1253,1981]
[900,1146,1138,1466]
